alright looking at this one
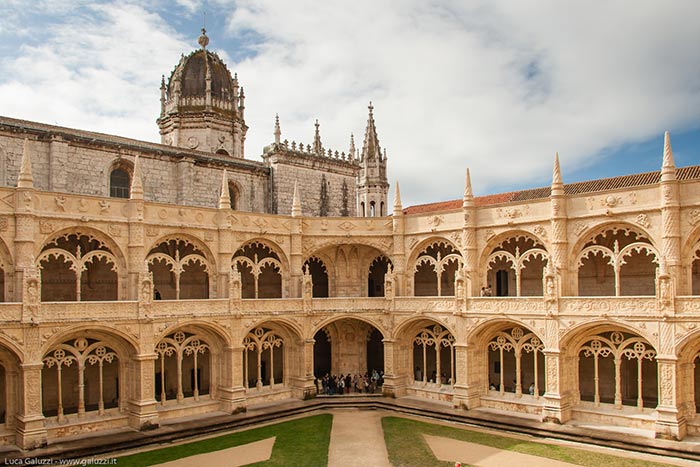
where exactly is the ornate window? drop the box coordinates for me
[147,239,210,299]
[37,233,119,301]
[233,242,282,298]
[243,327,284,390]
[579,331,657,409]
[577,227,658,296]
[486,235,548,297]
[413,324,455,386]
[42,338,119,421]
[155,331,210,404]
[487,327,544,397]
[413,241,463,296]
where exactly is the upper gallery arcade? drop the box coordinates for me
[0,29,700,452]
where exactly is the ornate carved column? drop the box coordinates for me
[127,156,146,300]
[126,350,160,430]
[289,337,316,399]
[217,344,247,413]
[660,132,683,293]
[549,154,570,295]
[655,357,686,440]
[14,139,37,302]
[14,360,46,450]
[462,169,478,298]
[392,183,406,296]
[217,170,234,298]
[542,348,573,423]
[290,182,302,298]
[381,338,405,397]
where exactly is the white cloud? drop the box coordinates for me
[1,1,699,207]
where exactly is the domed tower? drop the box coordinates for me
[356,102,389,217]
[157,29,247,158]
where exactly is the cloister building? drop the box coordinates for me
[0,30,699,450]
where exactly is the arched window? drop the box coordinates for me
[109,168,130,199]
[228,182,239,210]
[369,201,376,217]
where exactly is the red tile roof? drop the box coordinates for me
[403,166,700,215]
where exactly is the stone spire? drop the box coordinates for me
[17,138,33,189]
[551,152,564,197]
[291,181,301,217]
[463,168,474,208]
[349,133,356,160]
[661,131,676,182]
[218,169,231,209]
[393,181,403,214]
[130,156,144,200]
[159,75,166,116]
[313,119,323,155]
[274,114,281,144]
[361,102,381,161]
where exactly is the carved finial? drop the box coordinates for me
[393,181,402,213]
[368,101,373,115]
[661,131,676,182]
[313,119,322,155]
[291,181,301,216]
[274,114,281,144]
[198,27,209,49]
[18,138,34,189]
[463,168,473,208]
[219,169,231,209]
[160,75,166,90]
[349,133,356,159]
[130,156,144,200]
[551,152,564,196]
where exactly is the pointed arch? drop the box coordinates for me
[147,235,214,299]
[232,240,285,298]
[409,238,463,297]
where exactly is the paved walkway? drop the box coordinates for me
[327,409,391,467]
[425,434,579,467]
[153,436,275,467]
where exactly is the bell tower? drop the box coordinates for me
[157,29,247,158]
[356,103,389,217]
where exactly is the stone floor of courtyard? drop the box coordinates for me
[3,396,700,465]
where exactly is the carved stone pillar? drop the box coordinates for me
[289,217,302,298]
[126,352,160,430]
[289,338,316,399]
[15,362,46,449]
[550,154,569,295]
[542,350,573,423]
[655,357,686,440]
[127,208,145,301]
[381,338,405,397]
[218,345,246,413]
[452,343,472,409]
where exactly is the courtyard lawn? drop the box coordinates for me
[382,416,673,467]
[112,413,332,467]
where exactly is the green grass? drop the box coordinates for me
[382,416,673,467]
[111,414,332,466]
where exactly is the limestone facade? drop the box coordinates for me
[0,31,699,452]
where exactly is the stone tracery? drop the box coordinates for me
[413,241,462,296]
[243,327,284,390]
[154,330,210,404]
[233,241,282,299]
[147,238,210,300]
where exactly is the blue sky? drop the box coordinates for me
[1,1,699,206]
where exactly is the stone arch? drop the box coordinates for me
[311,316,386,386]
[306,242,391,298]
[0,235,14,302]
[41,327,138,421]
[479,231,549,297]
[408,237,463,297]
[147,234,215,300]
[367,255,392,297]
[233,240,285,299]
[303,256,329,298]
[106,157,134,199]
[241,319,301,392]
[572,223,658,297]
[560,321,658,411]
[153,321,229,407]
[37,228,126,301]
[394,318,457,391]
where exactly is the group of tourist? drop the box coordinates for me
[480,284,493,296]
[489,380,536,395]
[315,370,384,395]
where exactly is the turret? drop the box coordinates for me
[356,102,389,217]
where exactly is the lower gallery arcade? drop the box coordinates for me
[2,313,700,448]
